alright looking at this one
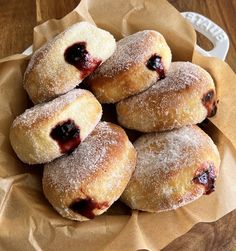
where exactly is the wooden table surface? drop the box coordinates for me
[0,0,236,250]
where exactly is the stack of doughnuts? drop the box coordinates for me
[115,60,220,212]
[10,22,136,221]
[11,21,118,164]
[9,21,221,220]
[87,29,220,212]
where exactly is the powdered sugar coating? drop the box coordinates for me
[43,121,137,220]
[44,122,124,194]
[147,61,213,93]
[12,89,86,128]
[23,21,116,103]
[121,125,220,212]
[90,30,165,79]
[134,126,211,177]
[116,62,216,132]
[10,88,102,164]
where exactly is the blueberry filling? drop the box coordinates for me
[202,89,218,117]
[64,42,102,78]
[193,164,217,195]
[50,119,81,154]
[146,54,165,79]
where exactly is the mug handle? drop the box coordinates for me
[182,12,229,60]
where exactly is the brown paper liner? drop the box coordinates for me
[0,0,236,250]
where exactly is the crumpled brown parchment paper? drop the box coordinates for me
[1,0,236,250]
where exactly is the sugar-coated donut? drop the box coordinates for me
[88,30,172,103]
[24,22,116,104]
[10,89,102,164]
[43,122,137,221]
[121,125,220,212]
[116,62,218,132]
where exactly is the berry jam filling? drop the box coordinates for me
[202,89,218,117]
[193,163,217,195]
[146,54,165,79]
[64,42,102,78]
[50,119,81,154]
[69,197,109,219]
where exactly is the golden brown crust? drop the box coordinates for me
[121,125,221,212]
[23,22,116,104]
[88,30,172,103]
[9,89,102,164]
[116,62,217,132]
[43,122,137,221]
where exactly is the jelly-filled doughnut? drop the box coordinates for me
[88,30,172,103]
[121,125,220,212]
[23,22,116,104]
[43,122,137,221]
[116,62,218,132]
[10,89,102,164]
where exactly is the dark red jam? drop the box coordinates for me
[202,89,218,117]
[193,163,217,195]
[69,197,109,219]
[64,42,102,78]
[146,54,165,79]
[50,119,80,154]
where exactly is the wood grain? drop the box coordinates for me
[0,0,36,58]
[0,0,236,250]
[162,210,236,251]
